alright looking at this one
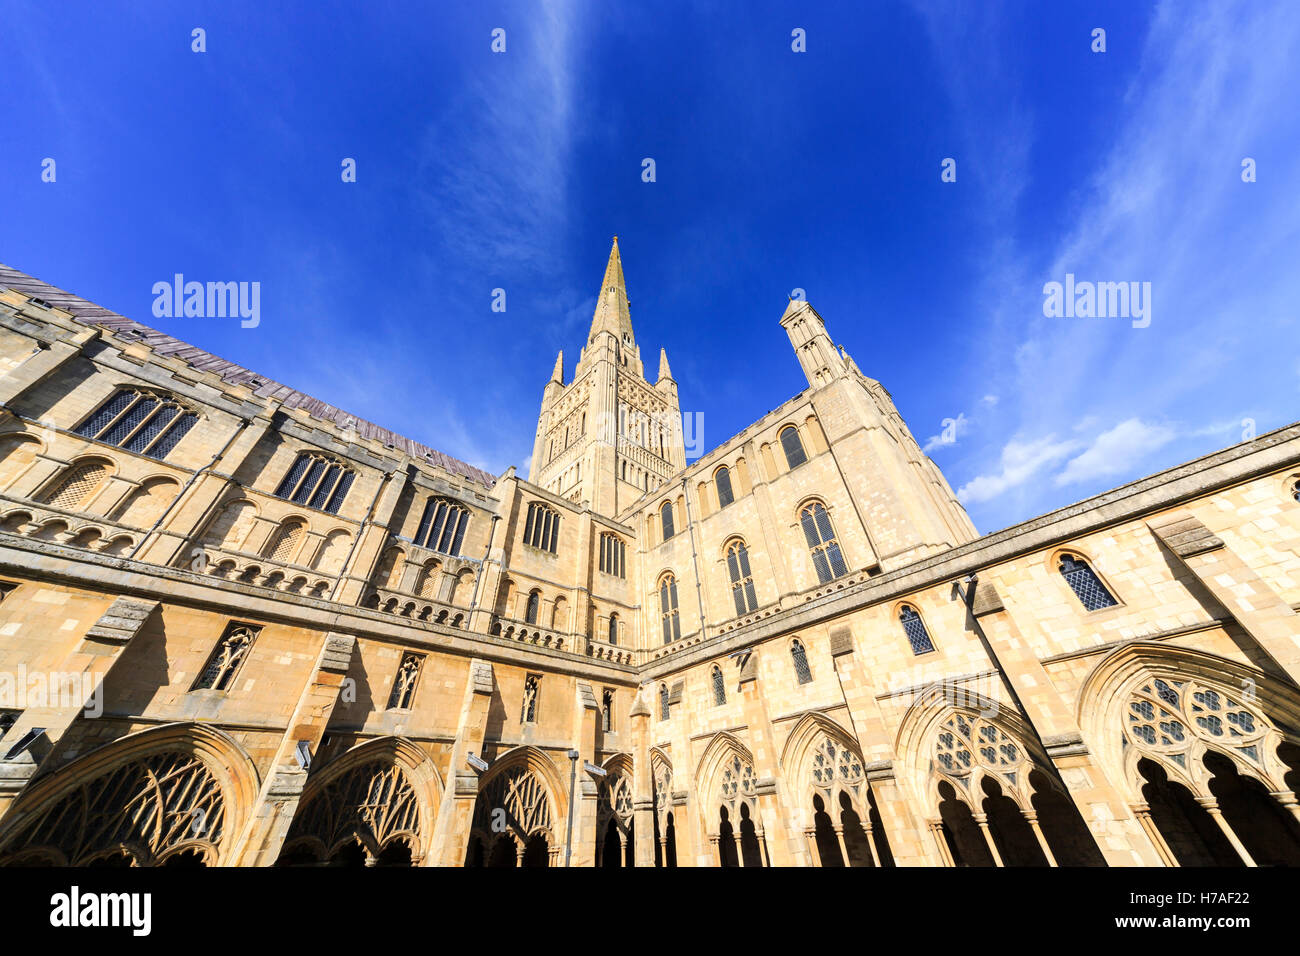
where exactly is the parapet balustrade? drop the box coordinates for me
[194,541,334,598]
[489,616,569,652]
[0,494,141,555]
[362,585,467,628]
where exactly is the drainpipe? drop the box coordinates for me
[564,748,579,866]
[129,418,246,561]
[680,477,708,638]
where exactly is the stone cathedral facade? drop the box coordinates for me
[0,241,1299,868]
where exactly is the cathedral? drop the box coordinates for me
[0,239,1299,868]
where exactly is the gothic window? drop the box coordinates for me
[1123,677,1276,777]
[780,425,807,469]
[193,622,260,691]
[524,501,560,553]
[791,638,813,684]
[41,460,109,511]
[607,613,619,646]
[659,574,681,644]
[899,605,935,655]
[599,532,626,578]
[472,765,551,844]
[933,713,1029,797]
[711,664,726,706]
[0,751,226,866]
[726,539,758,615]
[1059,554,1118,611]
[602,689,614,733]
[810,737,864,792]
[715,466,735,508]
[800,501,848,584]
[387,652,423,710]
[660,684,670,720]
[74,388,198,460]
[415,497,470,556]
[660,500,675,541]
[521,675,540,723]
[525,589,541,625]
[719,754,756,806]
[282,760,421,865]
[273,452,354,515]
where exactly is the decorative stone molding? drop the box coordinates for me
[754,776,777,796]
[83,596,159,645]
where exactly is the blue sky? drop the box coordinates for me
[2,0,1297,534]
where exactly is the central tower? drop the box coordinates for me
[529,238,685,516]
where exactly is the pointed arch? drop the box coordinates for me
[465,745,568,867]
[0,722,260,867]
[277,735,442,866]
[1076,641,1300,801]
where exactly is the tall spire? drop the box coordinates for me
[550,349,564,384]
[588,236,634,343]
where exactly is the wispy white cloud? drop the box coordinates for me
[1054,418,1176,487]
[957,434,1081,504]
[924,0,1300,525]
[416,3,580,276]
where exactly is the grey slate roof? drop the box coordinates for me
[0,263,497,489]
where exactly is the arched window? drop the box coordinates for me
[780,425,807,469]
[74,388,198,460]
[715,466,735,508]
[659,574,681,644]
[791,639,812,684]
[607,613,619,646]
[521,675,540,723]
[800,501,848,584]
[725,539,758,616]
[194,621,261,691]
[899,605,935,655]
[274,452,354,514]
[525,589,541,625]
[415,497,470,556]
[660,684,670,721]
[660,500,675,541]
[1058,554,1118,611]
[599,533,626,578]
[386,652,423,710]
[262,519,306,563]
[711,664,726,706]
[524,501,560,553]
[602,689,614,733]
[42,460,109,511]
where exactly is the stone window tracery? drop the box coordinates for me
[0,751,226,866]
[274,452,354,515]
[387,653,423,710]
[193,622,260,691]
[726,539,758,615]
[800,501,848,584]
